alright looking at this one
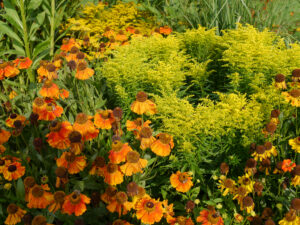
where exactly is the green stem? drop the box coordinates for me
[50,0,55,57]
[20,0,34,82]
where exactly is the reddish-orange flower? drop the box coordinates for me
[0,145,6,154]
[282,159,296,172]
[126,118,151,138]
[38,102,63,121]
[65,47,80,62]
[27,184,52,209]
[0,128,11,144]
[48,191,66,213]
[108,141,132,164]
[94,110,115,129]
[151,133,174,156]
[73,113,99,141]
[2,161,25,181]
[89,156,106,176]
[131,92,157,115]
[56,151,86,174]
[5,204,26,225]
[170,171,193,192]
[115,31,128,42]
[60,38,80,52]
[39,80,60,99]
[103,163,124,185]
[120,151,148,176]
[159,26,172,35]
[112,220,132,225]
[5,114,26,128]
[168,216,194,225]
[59,89,69,99]
[196,209,224,225]
[55,167,68,189]
[46,121,72,149]
[75,62,94,80]
[32,97,46,116]
[1,62,20,78]
[139,127,156,150]
[62,191,90,216]
[136,197,163,225]
[106,191,133,216]
[13,57,32,69]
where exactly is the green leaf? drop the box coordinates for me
[36,11,46,25]
[3,0,23,32]
[16,178,25,200]
[0,21,23,46]
[32,39,50,58]
[28,0,43,10]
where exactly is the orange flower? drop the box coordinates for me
[48,191,66,213]
[32,97,46,116]
[62,191,90,216]
[136,197,163,225]
[126,118,151,138]
[59,89,69,100]
[108,141,132,164]
[74,52,86,64]
[112,220,132,225]
[89,156,106,176]
[106,191,133,216]
[282,89,300,107]
[60,38,80,52]
[103,27,115,38]
[1,62,20,78]
[56,152,86,174]
[46,121,72,150]
[0,145,6,154]
[24,176,36,202]
[44,63,58,81]
[13,56,32,69]
[282,159,296,172]
[65,47,80,62]
[115,31,128,42]
[151,133,174,156]
[159,26,172,35]
[162,200,175,222]
[38,102,63,121]
[68,131,84,155]
[170,171,193,192]
[0,128,11,144]
[101,186,117,204]
[139,127,156,150]
[39,80,60,99]
[31,215,53,225]
[37,60,49,79]
[5,204,26,225]
[9,90,17,99]
[3,161,25,181]
[94,110,115,129]
[55,167,68,189]
[5,113,26,128]
[103,163,124,185]
[0,60,6,80]
[73,113,99,141]
[131,92,157,115]
[27,184,52,209]
[169,216,194,225]
[120,151,148,176]
[126,26,136,34]
[75,62,94,80]
[196,209,224,225]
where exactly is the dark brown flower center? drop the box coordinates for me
[100,110,110,119]
[145,201,155,211]
[34,97,45,107]
[43,80,53,88]
[275,74,285,82]
[55,167,68,178]
[136,92,148,102]
[254,182,264,192]
[266,123,276,133]
[159,133,171,144]
[62,38,70,44]
[285,209,296,221]
[243,178,251,185]
[7,204,18,214]
[107,163,118,173]
[70,46,79,54]
[50,120,62,132]
[8,165,17,172]
[76,113,88,124]
[32,215,47,225]
[208,212,220,224]
[220,162,229,174]
[106,186,117,197]
[256,145,266,154]
[113,107,123,119]
[24,176,36,188]
[127,151,140,163]
[46,64,56,72]
[290,89,300,98]
[65,152,76,163]
[127,182,139,197]
[67,60,77,70]
[68,131,82,143]
[178,173,188,183]
[264,142,273,150]
[77,62,87,71]
[70,191,81,204]
[116,192,128,204]
[242,196,253,207]
[246,159,257,168]
[261,159,271,167]
[76,52,85,59]
[32,185,44,198]
[271,109,280,118]
[13,120,22,129]
[224,179,234,188]
[292,69,300,78]
[237,187,247,196]
[10,113,17,119]
[265,219,275,225]
[54,191,66,203]
[0,159,5,166]
[140,127,152,138]
[94,156,105,167]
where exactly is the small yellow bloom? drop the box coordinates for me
[4,183,12,190]
[9,90,17,99]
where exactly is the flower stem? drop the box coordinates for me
[50,0,55,57]
[20,0,34,82]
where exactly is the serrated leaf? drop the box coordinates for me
[16,178,25,200]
